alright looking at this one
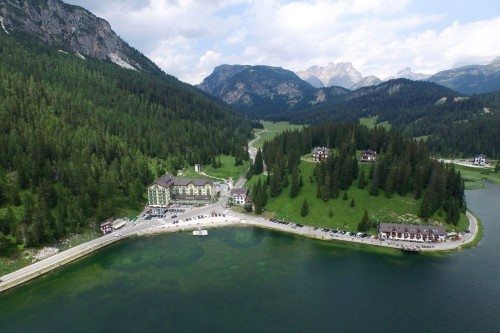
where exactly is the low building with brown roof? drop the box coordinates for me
[378,223,446,243]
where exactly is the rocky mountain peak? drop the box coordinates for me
[0,0,160,73]
[490,56,500,66]
[297,61,363,89]
[393,67,430,80]
[350,75,382,90]
[198,64,317,116]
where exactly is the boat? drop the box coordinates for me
[193,226,208,236]
[401,245,421,253]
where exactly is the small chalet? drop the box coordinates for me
[230,188,248,205]
[312,147,331,162]
[100,220,113,235]
[378,223,446,243]
[472,155,486,166]
[360,149,377,162]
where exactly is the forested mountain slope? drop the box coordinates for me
[0,32,251,248]
[272,79,460,126]
[198,64,318,118]
[427,57,500,94]
[269,79,499,157]
[421,91,500,157]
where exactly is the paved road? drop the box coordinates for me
[0,192,234,293]
[0,130,482,292]
[248,129,273,162]
[0,191,480,293]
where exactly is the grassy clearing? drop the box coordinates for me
[359,116,391,129]
[246,160,466,233]
[415,135,430,141]
[181,155,250,182]
[253,121,305,149]
[455,165,500,190]
[253,131,279,149]
[260,121,305,132]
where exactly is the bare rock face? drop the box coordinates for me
[198,64,318,115]
[0,0,159,73]
[297,62,363,89]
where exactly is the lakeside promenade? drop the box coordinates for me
[0,131,481,293]
[0,204,479,294]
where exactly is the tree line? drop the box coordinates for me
[248,122,465,226]
[0,33,251,251]
[265,79,499,158]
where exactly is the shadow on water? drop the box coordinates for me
[0,183,498,332]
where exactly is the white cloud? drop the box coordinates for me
[69,0,500,84]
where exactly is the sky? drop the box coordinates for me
[65,0,500,84]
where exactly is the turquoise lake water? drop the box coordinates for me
[0,184,499,332]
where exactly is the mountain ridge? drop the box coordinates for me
[197,64,318,117]
[297,62,363,89]
[428,58,500,94]
[0,0,161,75]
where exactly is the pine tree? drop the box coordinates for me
[413,167,424,199]
[357,209,371,232]
[342,192,348,201]
[331,169,340,199]
[282,174,289,188]
[1,207,17,235]
[290,168,299,198]
[253,181,264,215]
[350,199,355,207]
[270,173,282,197]
[301,198,309,217]
[329,207,333,217]
[446,199,460,226]
[369,164,380,196]
[254,149,264,175]
[245,166,254,180]
[321,175,331,202]
[384,164,398,198]
[298,175,304,187]
[340,158,352,190]
[420,191,433,220]
[495,160,499,173]
[357,169,367,189]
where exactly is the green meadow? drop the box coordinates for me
[246,160,467,233]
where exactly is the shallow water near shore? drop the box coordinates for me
[0,184,499,332]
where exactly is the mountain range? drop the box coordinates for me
[197,64,317,117]
[297,62,364,89]
[0,0,497,258]
[199,57,500,117]
[428,57,500,94]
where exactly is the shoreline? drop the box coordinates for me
[0,210,480,294]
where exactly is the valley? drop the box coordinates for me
[0,0,498,330]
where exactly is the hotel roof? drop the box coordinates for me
[152,173,213,188]
[378,223,446,236]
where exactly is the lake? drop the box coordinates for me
[0,184,499,332]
